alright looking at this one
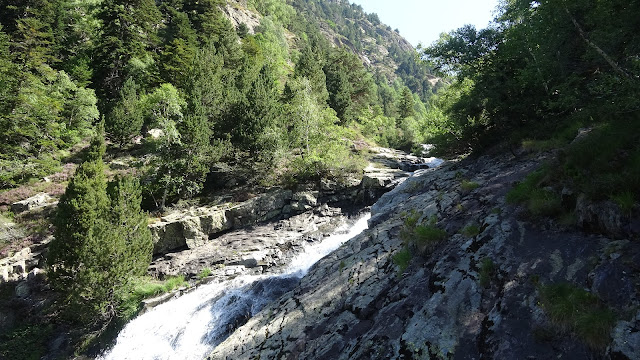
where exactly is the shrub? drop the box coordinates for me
[0,324,53,360]
[392,247,412,274]
[539,283,616,349]
[461,224,480,237]
[461,179,479,192]
[507,170,561,217]
[478,258,494,287]
[413,225,447,255]
[197,268,212,280]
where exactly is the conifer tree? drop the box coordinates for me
[106,77,144,147]
[398,87,415,119]
[48,124,110,313]
[94,0,161,109]
[48,123,152,321]
[295,43,328,102]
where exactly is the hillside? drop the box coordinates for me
[0,0,443,357]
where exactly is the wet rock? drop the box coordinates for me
[15,281,30,298]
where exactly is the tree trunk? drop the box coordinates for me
[564,4,631,79]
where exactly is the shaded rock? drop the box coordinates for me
[576,194,625,238]
[591,260,635,307]
[611,311,640,360]
[14,281,30,298]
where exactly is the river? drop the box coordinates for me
[99,213,371,360]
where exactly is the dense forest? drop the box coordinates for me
[0,0,438,197]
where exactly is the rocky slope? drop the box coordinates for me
[208,151,640,359]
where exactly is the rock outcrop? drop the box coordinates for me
[150,148,437,255]
[10,193,56,214]
[208,152,640,359]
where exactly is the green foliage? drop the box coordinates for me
[324,48,374,124]
[539,283,616,349]
[48,131,152,322]
[461,224,480,238]
[197,268,212,280]
[611,192,635,215]
[392,247,412,274]
[399,210,447,257]
[93,0,162,107]
[506,169,562,217]
[107,78,144,147]
[118,275,188,320]
[397,87,415,119]
[460,180,479,192]
[424,0,640,154]
[0,323,54,360]
[478,258,494,288]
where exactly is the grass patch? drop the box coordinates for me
[478,258,495,288]
[461,179,479,192]
[118,275,188,320]
[461,224,480,237]
[392,247,412,274]
[197,268,212,280]
[399,210,447,256]
[539,283,616,350]
[413,225,447,254]
[611,192,635,215]
[507,170,562,217]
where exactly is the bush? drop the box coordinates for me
[461,224,480,237]
[478,258,494,287]
[539,283,616,350]
[392,247,412,274]
[0,324,53,360]
[507,170,561,217]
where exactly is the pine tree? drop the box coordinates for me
[106,77,144,147]
[398,87,415,119]
[295,43,328,102]
[48,127,110,308]
[48,124,152,321]
[232,64,281,157]
[93,0,161,109]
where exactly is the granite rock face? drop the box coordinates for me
[208,152,640,360]
[149,148,434,255]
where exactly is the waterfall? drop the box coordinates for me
[99,213,371,360]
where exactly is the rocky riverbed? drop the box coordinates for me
[207,151,640,360]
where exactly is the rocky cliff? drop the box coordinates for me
[208,151,640,359]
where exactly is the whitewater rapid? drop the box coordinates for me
[99,213,371,360]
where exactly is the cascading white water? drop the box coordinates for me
[99,213,371,360]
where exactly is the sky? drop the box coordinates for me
[349,0,501,47]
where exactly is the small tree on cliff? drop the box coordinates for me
[48,124,152,322]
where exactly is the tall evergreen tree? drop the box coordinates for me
[93,0,161,109]
[398,87,415,119]
[48,124,152,321]
[106,77,144,147]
